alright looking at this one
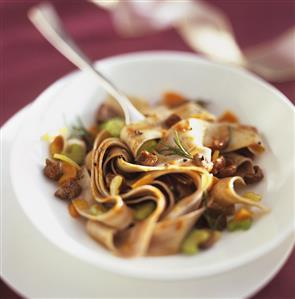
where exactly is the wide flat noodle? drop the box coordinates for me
[169,118,265,155]
[148,208,205,256]
[86,185,166,257]
[210,176,269,212]
[120,120,163,157]
[73,167,133,230]
[79,133,209,257]
[223,125,264,154]
[120,102,216,158]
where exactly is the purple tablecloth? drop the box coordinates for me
[1,1,294,298]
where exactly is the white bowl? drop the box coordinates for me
[9,51,295,280]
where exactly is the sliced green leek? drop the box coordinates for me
[227,219,252,232]
[181,229,210,255]
[100,118,124,137]
[63,140,86,165]
[133,201,156,221]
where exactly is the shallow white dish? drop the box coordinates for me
[9,52,295,280]
[1,103,294,298]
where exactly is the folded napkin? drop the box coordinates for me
[91,0,295,82]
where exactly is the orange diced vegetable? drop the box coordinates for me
[49,135,64,156]
[162,91,186,108]
[58,163,78,185]
[234,208,253,221]
[68,202,80,218]
[218,111,239,123]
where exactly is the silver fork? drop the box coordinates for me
[28,2,145,124]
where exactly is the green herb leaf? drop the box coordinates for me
[70,117,91,139]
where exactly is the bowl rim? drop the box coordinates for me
[9,51,295,280]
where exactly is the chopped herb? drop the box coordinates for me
[69,117,95,151]
[70,117,90,139]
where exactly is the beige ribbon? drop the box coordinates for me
[91,0,295,82]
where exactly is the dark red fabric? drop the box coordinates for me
[0,1,294,298]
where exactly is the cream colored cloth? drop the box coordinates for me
[91,0,295,82]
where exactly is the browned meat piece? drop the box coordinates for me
[164,114,182,128]
[96,103,120,124]
[217,164,237,177]
[211,156,226,175]
[43,159,63,181]
[55,179,82,200]
[244,165,264,184]
[207,202,235,216]
[137,150,158,166]
[214,155,237,178]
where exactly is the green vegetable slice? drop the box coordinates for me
[133,201,156,221]
[63,142,86,165]
[100,118,124,137]
[227,219,252,232]
[181,229,210,255]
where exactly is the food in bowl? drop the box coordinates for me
[42,91,268,257]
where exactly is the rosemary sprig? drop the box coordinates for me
[158,131,193,159]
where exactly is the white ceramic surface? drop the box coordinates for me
[2,93,295,299]
[9,52,295,280]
